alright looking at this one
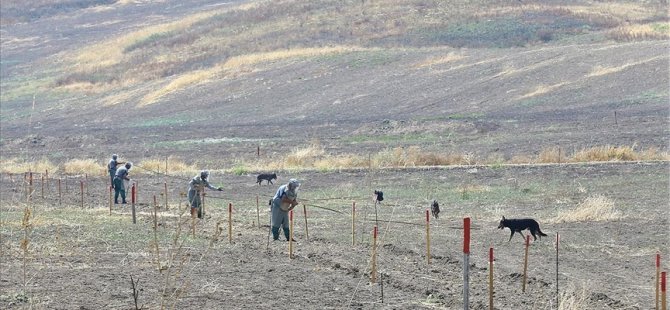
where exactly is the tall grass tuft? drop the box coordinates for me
[0,158,58,174]
[571,145,638,162]
[63,159,105,175]
[138,156,198,176]
[553,195,621,223]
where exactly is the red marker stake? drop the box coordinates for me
[489,247,494,310]
[657,253,661,310]
[463,217,470,310]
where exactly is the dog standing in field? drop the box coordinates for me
[431,200,440,219]
[498,216,547,241]
[256,173,277,185]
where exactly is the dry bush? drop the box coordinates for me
[571,145,638,162]
[138,157,198,175]
[639,147,670,161]
[608,23,670,41]
[553,195,621,223]
[0,158,59,174]
[537,146,563,163]
[63,159,105,175]
[285,141,326,168]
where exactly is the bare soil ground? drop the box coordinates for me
[1,161,667,309]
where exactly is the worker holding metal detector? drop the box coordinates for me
[270,179,300,241]
[188,170,223,219]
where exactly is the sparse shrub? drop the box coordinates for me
[139,157,198,176]
[285,141,326,168]
[0,158,58,174]
[63,159,104,175]
[230,164,248,176]
[553,195,621,223]
[571,145,638,162]
[538,146,562,163]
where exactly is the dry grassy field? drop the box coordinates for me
[1,0,668,309]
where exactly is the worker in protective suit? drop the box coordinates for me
[113,162,132,204]
[188,170,223,219]
[107,154,124,187]
[270,179,300,241]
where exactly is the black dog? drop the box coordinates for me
[256,173,277,185]
[498,216,547,241]
[431,200,440,219]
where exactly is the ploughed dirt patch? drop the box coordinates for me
[1,161,667,309]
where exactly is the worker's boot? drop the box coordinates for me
[283,227,295,241]
[272,227,280,240]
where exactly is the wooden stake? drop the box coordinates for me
[289,210,294,259]
[164,182,169,210]
[522,235,530,292]
[153,195,158,230]
[80,180,84,209]
[351,201,356,246]
[371,226,378,283]
[658,253,661,310]
[256,195,260,228]
[556,233,560,308]
[425,209,431,265]
[228,203,233,244]
[131,184,136,224]
[45,170,48,189]
[58,178,62,205]
[662,271,667,310]
[28,172,33,203]
[303,204,309,240]
[463,217,470,310]
[489,246,494,310]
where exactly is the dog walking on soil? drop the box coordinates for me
[256,173,277,185]
[498,216,547,241]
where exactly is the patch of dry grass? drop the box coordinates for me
[571,145,638,162]
[137,157,198,175]
[0,158,59,174]
[553,195,621,223]
[63,159,105,175]
[558,281,591,310]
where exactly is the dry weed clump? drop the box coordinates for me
[0,158,59,174]
[285,141,326,168]
[63,159,105,175]
[571,145,638,162]
[608,23,670,41]
[553,195,621,223]
[138,157,198,175]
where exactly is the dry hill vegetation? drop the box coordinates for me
[0,0,667,171]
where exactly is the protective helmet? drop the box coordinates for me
[125,162,132,169]
[288,178,300,189]
[112,154,118,160]
[201,170,209,179]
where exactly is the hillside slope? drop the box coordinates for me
[0,0,668,166]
